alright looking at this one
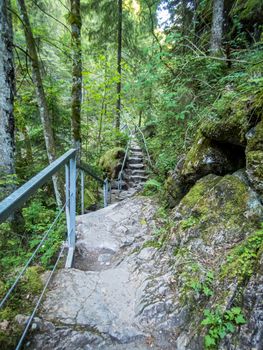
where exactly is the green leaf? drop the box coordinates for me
[225,322,235,333]
[231,307,241,315]
[204,335,216,348]
[235,315,246,324]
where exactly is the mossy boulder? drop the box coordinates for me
[246,120,263,199]
[201,90,259,147]
[172,172,263,257]
[99,147,125,179]
[180,132,243,184]
[201,110,250,147]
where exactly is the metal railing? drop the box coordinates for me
[77,161,111,212]
[134,125,153,168]
[0,150,110,303]
[117,123,134,192]
[0,149,112,349]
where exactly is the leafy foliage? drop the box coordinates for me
[202,307,246,348]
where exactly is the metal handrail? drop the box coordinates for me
[0,149,77,222]
[77,161,104,185]
[0,202,67,309]
[117,125,133,192]
[77,161,111,211]
[0,149,112,349]
[135,125,153,168]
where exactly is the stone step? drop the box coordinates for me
[130,146,142,152]
[130,175,148,183]
[129,157,143,164]
[129,163,145,170]
[130,151,143,158]
[131,169,146,176]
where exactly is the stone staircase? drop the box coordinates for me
[110,138,148,202]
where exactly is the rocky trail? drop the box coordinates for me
[26,197,179,350]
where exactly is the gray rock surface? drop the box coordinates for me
[27,197,177,349]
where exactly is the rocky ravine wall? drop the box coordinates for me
[163,109,263,348]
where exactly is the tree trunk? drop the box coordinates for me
[116,0,122,130]
[210,0,224,54]
[0,0,16,201]
[138,110,142,127]
[70,0,82,152]
[0,0,25,235]
[17,0,62,207]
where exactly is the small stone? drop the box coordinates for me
[15,314,29,326]
[0,320,9,330]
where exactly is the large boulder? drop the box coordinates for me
[172,172,262,255]
[180,132,245,184]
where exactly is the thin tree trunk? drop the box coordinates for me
[210,0,224,54]
[17,0,62,207]
[138,110,142,127]
[0,0,16,201]
[97,55,108,154]
[70,0,82,152]
[22,127,33,164]
[116,0,122,130]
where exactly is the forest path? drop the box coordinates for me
[110,138,148,203]
[28,197,177,350]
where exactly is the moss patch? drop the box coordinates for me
[0,266,43,350]
[246,119,263,152]
[173,173,261,251]
[179,174,221,214]
[99,147,125,179]
[181,132,235,183]
[201,103,250,147]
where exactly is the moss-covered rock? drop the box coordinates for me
[201,110,250,147]
[180,132,243,184]
[172,173,263,257]
[246,150,263,198]
[168,172,263,349]
[246,119,263,152]
[99,147,125,179]
[246,120,263,199]
[164,175,186,208]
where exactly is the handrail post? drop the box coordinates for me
[103,179,108,208]
[69,156,76,247]
[65,164,70,236]
[81,170,85,215]
[109,181,112,204]
[65,155,77,268]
